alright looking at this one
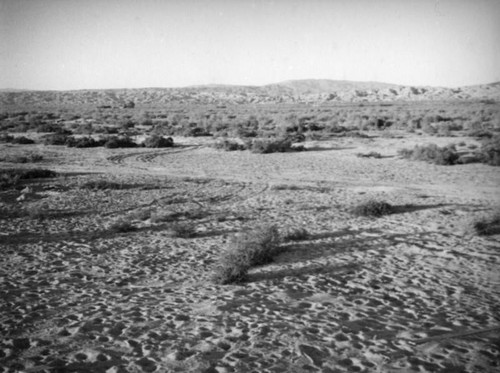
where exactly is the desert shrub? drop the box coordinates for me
[356,151,382,158]
[127,208,152,221]
[398,144,460,165]
[212,225,281,284]
[467,130,493,139]
[108,218,136,233]
[477,135,500,166]
[184,127,211,137]
[0,153,43,163]
[0,134,14,143]
[0,135,35,144]
[143,135,174,148]
[0,172,20,189]
[103,126,119,134]
[66,136,105,148]
[169,223,197,238]
[35,123,63,133]
[351,199,394,217]
[43,134,70,146]
[11,136,35,145]
[25,205,50,220]
[284,227,310,241]
[235,127,258,138]
[150,211,177,223]
[213,139,247,151]
[0,168,56,190]
[249,138,304,154]
[471,211,500,236]
[80,180,124,190]
[104,136,137,148]
[123,100,135,109]
[14,169,57,179]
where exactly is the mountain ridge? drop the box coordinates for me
[1,79,499,107]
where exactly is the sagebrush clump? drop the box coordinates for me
[143,135,174,148]
[108,218,136,233]
[398,144,460,165]
[0,168,57,190]
[284,227,310,241]
[477,135,500,166]
[250,138,303,154]
[212,225,281,284]
[213,139,247,151]
[351,199,394,217]
[472,211,500,236]
[80,180,125,190]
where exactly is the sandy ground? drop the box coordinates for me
[1,133,499,372]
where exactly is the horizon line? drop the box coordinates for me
[1,78,499,93]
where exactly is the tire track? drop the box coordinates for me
[106,145,202,165]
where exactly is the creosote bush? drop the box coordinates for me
[356,151,382,159]
[66,136,105,148]
[284,227,310,241]
[477,135,500,166]
[104,136,137,149]
[143,135,174,148]
[0,153,43,163]
[472,211,500,236]
[80,180,125,190]
[351,199,394,217]
[0,135,35,144]
[398,144,459,165]
[169,223,197,238]
[212,225,281,284]
[213,139,247,151]
[108,218,136,233]
[0,168,57,190]
[250,138,303,154]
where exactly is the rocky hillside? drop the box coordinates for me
[1,80,499,108]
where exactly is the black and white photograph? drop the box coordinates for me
[1,0,499,372]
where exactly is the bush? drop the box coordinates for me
[0,153,43,163]
[169,223,197,238]
[467,130,493,139]
[184,127,212,137]
[284,227,310,241]
[35,123,64,133]
[0,135,35,144]
[472,211,500,236]
[250,138,295,154]
[213,139,247,151]
[0,134,14,143]
[143,135,174,148]
[351,200,394,217]
[66,136,105,148]
[104,136,137,148]
[212,225,281,284]
[80,180,125,190]
[398,144,460,165]
[0,168,57,190]
[477,135,500,166]
[108,218,136,233]
[43,134,70,146]
[12,136,35,145]
[356,151,382,158]
[123,100,135,109]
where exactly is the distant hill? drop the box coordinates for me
[0,79,499,108]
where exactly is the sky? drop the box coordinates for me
[1,0,499,90]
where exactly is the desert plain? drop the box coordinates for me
[1,83,500,373]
